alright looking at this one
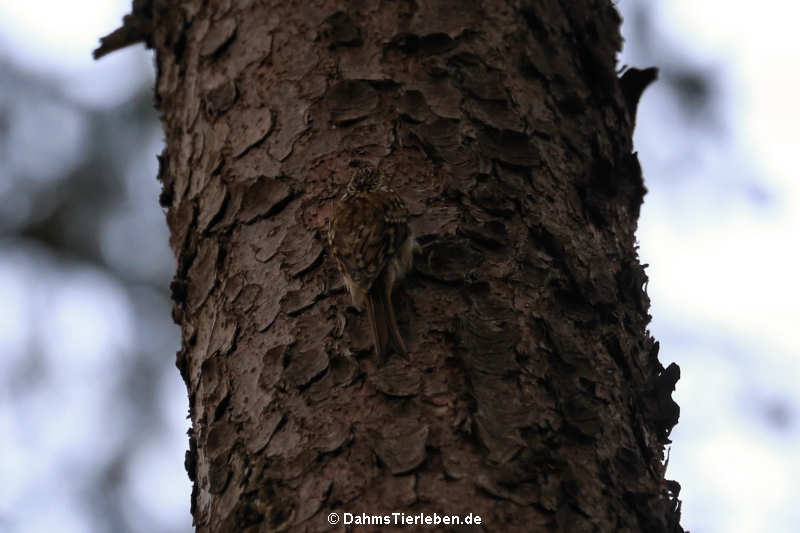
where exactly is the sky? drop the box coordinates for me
[0,1,190,532]
[0,1,798,532]
[618,1,800,531]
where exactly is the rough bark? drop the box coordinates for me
[145,0,682,531]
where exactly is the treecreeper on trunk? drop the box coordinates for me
[328,165,419,363]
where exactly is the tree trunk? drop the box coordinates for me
[147,0,683,531]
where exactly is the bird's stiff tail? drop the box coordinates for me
[366,275,406,364]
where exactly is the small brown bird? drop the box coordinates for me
[328,167,418,362]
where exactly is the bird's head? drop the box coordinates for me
[345,166,383,196]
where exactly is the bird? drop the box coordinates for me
[328,166,418,363]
